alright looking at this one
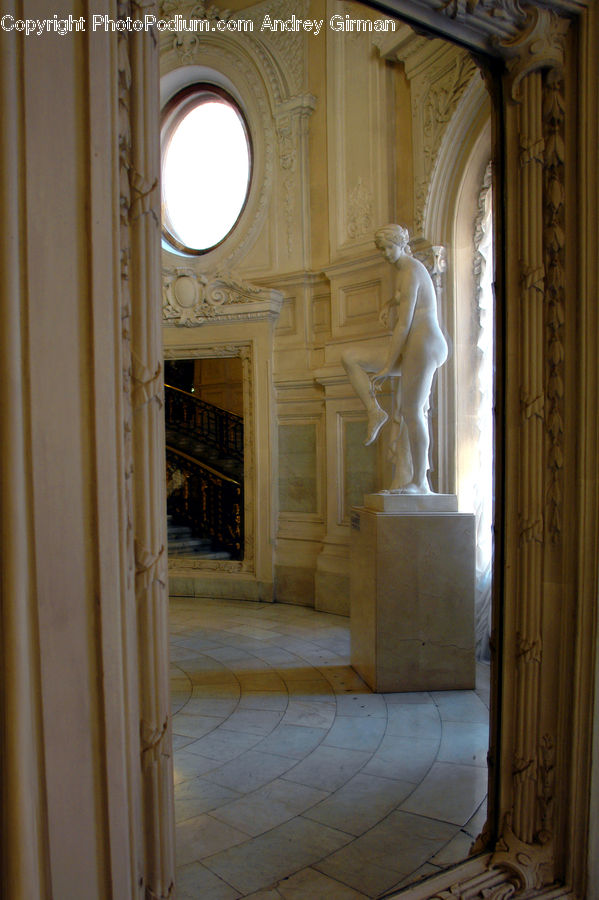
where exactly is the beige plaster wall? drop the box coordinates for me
[158,0,489,615]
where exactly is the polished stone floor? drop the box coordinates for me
[170,597,490,900]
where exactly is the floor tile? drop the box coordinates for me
[241,889,281,899]
[315,810,456,895]
[170,671,193,693]
[176,814,249,866]
[204,647,255,663]
[282,745,371,792]
[278,667,329,684]
[253,866,368,898]
[429,829,475,866]
[172,733,197,752]
[172,712,223,740]
[210,779,328,837]
[283,700,336,729]
[464,798,488,839]
[382,691,433,705]
[203,817,353,895]
[323,716,386,753]
[321,666,369,694]
[192,682,241,701]
[255,724,328,760]
[400,761,488,826]
[201,749,295,794]
[170,598,490,898]
[237,672,286,692]
[238,691,289,712]
[431,690,489,723]
[182,695,239,718]
[226,624,283,641]
[361,734,438,783]
[176,861,241,900]
[175,777,242,823]
[334,692,387,718]
[220,708,284,736]
[250,647,303,666]
[171,691,192,715]
[437,721,489,767]
[285,681,336,703]
[185,729,263,762]
[303,772,414,836]
[385,703,441,740]
[173,747,222,784]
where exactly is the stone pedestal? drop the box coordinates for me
[350,496,475,692]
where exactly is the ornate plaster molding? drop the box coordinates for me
[347,177,374,241]
[379,1,575,101]
[159,0,231,62]
[162,269,284,326]
[275,96,315,257]
[497,5,570,99]
[380,32,479,237]
[378,0,585,56]
[239,0,309,96]
[543,69,565,543]
[117,0,136,600]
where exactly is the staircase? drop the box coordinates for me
[165,426,243,482]
[165,384,244,561]
[167,518,232,560]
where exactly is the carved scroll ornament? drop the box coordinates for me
[162,269,284,325]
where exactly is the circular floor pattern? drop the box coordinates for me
[170,596,489,900]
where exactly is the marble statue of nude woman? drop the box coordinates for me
[341,224,448,495]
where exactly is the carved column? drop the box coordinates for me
[127,4,176,897]
[492,5,569,887]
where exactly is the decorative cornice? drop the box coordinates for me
[376,0,584,57]
[497,5,570,99]
[162,269,283,326]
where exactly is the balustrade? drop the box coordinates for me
[165,385,244,559]
[165,383,243,461]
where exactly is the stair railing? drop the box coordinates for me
[166,446,243,559]
[165,384,243,461]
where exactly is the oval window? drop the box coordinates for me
[161,86,252,255]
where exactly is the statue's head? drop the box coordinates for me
[374,224,411,254]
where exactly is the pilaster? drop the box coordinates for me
[127,3,176,895]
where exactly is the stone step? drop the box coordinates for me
[168,538,209,551]
[168,547,231,560]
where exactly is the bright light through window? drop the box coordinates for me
[162,94,251,253]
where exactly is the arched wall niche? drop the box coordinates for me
[141,0,597,897]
